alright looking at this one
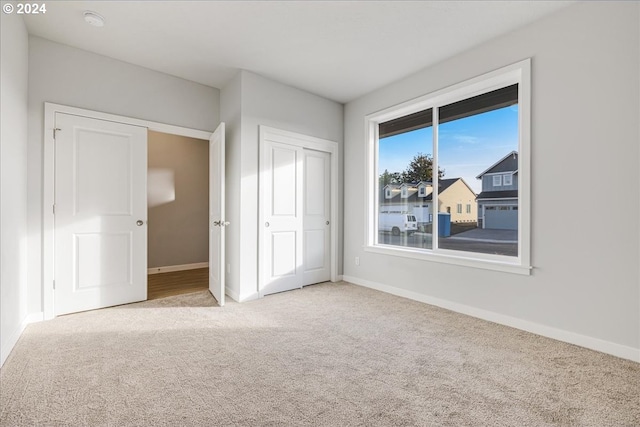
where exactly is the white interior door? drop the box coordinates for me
[260,141,304,296]
[209,122,226,306]
[54,113,147,315]
[303,149,331,285]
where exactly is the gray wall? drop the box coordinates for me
[343,2,640,359]
[220,73,242,299]
[222,70,344,301]
[147,131,209,269]
[27,37,220,314]
[1,13,29,366]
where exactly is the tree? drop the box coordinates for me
[401,153,444,183]
[379,169,402,187]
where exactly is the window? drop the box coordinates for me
[401,186,408,198]
[366,60,530,274]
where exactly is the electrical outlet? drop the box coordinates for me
[355,256,360,266]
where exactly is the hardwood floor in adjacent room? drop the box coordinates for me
[147,268,208,300]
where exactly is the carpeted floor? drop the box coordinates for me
[1,282,638,426]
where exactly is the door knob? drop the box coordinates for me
[326,221,330,225]
[265,222,270,228]
[136,220,144,226]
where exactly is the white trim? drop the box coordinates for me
[258,125,340,292]
[237,291,260,303]
[364,59,531,272]
[363,244,530,275]
[43,103,214,320]
[225,287,240,303]
[147,262,209,275]
[0,312,44,367]
[342,275,640,363]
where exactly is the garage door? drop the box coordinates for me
[484,206,518,230]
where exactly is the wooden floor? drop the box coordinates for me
[147,268,209,300]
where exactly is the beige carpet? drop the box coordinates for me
[1,282,638,426]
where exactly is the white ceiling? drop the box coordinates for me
[23,1,573,103]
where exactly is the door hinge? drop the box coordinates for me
[53,280,56,290]
[53,128,61,139]
[52,204,56,214]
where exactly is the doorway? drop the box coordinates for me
[43,103,226,319]
[147,131,209,300]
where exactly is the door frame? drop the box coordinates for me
[258,125,339,294]
[43,103,213,320]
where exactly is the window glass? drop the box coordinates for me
[377,110,433,249]
[438,90,519,256]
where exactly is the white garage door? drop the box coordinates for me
[484,205,518,230]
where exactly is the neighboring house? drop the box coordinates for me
[381,178,477,224]
[475,151,518,230]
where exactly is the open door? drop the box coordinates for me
[54,113,147,315]
[209,122,226,306]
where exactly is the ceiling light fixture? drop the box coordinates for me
[83,11,105,27]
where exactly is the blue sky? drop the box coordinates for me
[378,105,518,193]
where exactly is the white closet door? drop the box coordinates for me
[54,113,147,315]
[260,141,304,296]
[302,149,331,286]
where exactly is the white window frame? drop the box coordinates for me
[418,186,426,197]
[503,174,513,186]
[401,186,408,198]
[457,203,462,214]
[493,175,503,187]
[364,59,531,275]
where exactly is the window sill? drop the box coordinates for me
[363,244,532,276]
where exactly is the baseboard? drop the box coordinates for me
[335,275,344,282]
[342,275,640,363]
[147,262,208,275]
[0,311,43,367]
[26,312,44,324]
[225,287,240,303]
[238,291,260,303]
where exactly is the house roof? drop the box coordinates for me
[476,190,518,200]
[381,177,477,204]
[476,151,518,178]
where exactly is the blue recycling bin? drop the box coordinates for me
[438,212,451,237]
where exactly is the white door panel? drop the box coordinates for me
[54,113,147,315]
[302,150,331,285]
[260,141,304,295]
[209,122,226,306]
